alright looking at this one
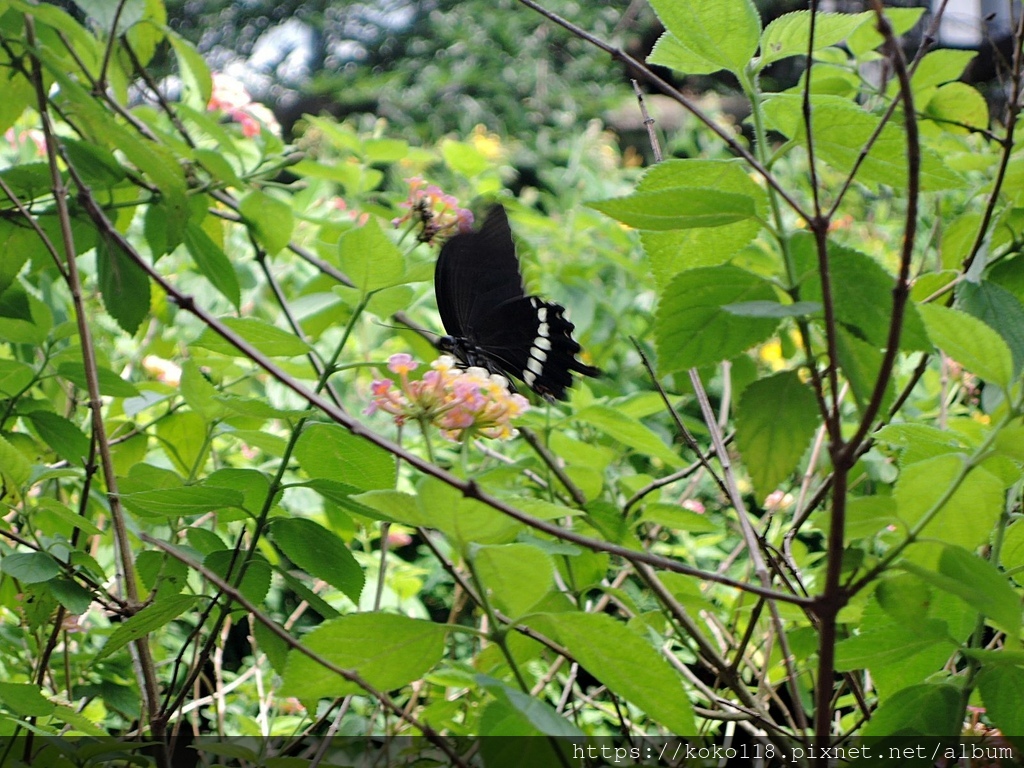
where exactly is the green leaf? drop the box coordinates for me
[763,94,964,191]
[97,234,150,336]
[194,317,311,358]
[204,551,272,606]
[834,326,894,418]
[636,160,766,287]
[472,543,553,619]
[0,360,34,399]
[183,223,241,309]
[48,578,95,614]
[846,7,926,56]
[476,676,584,737]
[280,614,447,699]
[416,477,523,545]
[724,300,821,318]
[575,405,684,468]
[37,52,189,247]
[120,485,245,518]
[958,281,1024,376]
[56,362,140,397]
[977,667,1024,740]
[0,286,52,344]
[894,457,1003,553]
[179,359,227,422]
[294,424,396,491]
[647,0,761,76]
[0,434,33,489]
[918,303,1014,387]
[526,612,696,735]
[26,411,90,466]
[901,546,1021,637]
[73,0,148,34]
[62,139,127,188]
[793,236,930,351]
[239,190,293,255]
[270,518,364,604]
[589,187,757,231]
[861,683,961,737]
[0,682,55,717]
[834,618,954,670]
[156,411,210,476]
[166,28,212,108]
[655,264,780,372]
[440,138,489,177]
[95,594,197,661]
[736,371,819,502]
[758,11,872,69]
[924,82,989,133]
[0,552,61,584]
[338,219,405,293]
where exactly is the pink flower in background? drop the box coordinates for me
[208,73,281,138]
[366,353,529,440]
[391,177,473,244]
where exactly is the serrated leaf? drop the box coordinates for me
[861,683,960,737]
[97,234,150,336]
[56,362,140,397]
[918,303,1014,387]
[166,27,212,108]
[894,457,1003,552]
[95,594,197,661]
[958,281,1024,376]
[0,358,35,397]
[834,618,953,670]
[589,187,756,230]
[183,222,241,309]
[758,11,872,69]
[647,0,761,77]
[280,614,447,699]
[763,94,964,191]
[27,411,90,466]
[736,371,819,502]
[575,405,684,468]
[472,543,553,619]
[476,676,584,737]
[0,552,60,584]
[978,667,1024,739]
[120,485,244,517]
[924,82,989,133]
[239,190,293,255]
[793,235,930,351]
[901,545,1021,637]
[194,317,311,358]
[526,612,696,735]
[0,682,55,717]
[834,326,894,418]
[337,220,405,293]
[655,264,780,372]
[637,160,766,287]
[294,423,395,491]
[270,518,364,603]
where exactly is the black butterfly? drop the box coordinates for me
[435,205,600,401]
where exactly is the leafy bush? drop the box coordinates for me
[0,0,1022,765]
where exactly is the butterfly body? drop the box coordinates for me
[435,205,600,401]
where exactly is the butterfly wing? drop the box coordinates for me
[435,205,525,337]
[434,203,600,401]
[470,295,600,401]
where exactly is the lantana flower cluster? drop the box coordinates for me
[365,354,529,441]
[391,177,474,244]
